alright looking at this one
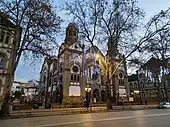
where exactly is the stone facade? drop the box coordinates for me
[39,23,129,105]
[58,23,85,104]
[0,13,21,101]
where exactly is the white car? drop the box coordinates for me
[13,99,20,104]
[159,102,170,109]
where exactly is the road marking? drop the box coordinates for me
[39,113,170,127]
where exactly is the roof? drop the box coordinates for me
[128,74,138,82]
[66,22,78,30]
[86,45,104,57]
[142,57,170,70]
[13,81,27,84]
[0,12,16,28]
[142,57,161,70]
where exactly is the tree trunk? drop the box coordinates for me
[0,102,10,118]
[162,67,169,101]
[0,88,11,117]
[136,70,143,104]
[155,74,161,102]
[0,74,14,118]
[106,85,113,110]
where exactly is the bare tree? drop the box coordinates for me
[0,0,62,117]
[63,0,170,109]
[62,0,144,109]
[139,8,170,101]
[62,0,101,47]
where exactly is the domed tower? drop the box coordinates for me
[65,23,78,46]
[58,23,85,105]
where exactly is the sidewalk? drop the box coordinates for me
[7,104,158,119]
[9,107,107,119]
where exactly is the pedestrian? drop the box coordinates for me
[86,101,89,110]
[145,100,148,105]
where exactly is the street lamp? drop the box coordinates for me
[85,87,92,111]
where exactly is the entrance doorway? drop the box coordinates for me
[101,90,106,102]
[93,89,99,102]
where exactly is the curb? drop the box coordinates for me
[0,107,157,120]
[1,105,159,120]
[2,109,108,120]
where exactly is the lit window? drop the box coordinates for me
[69,86,80,96]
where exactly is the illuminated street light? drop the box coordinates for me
[85,88,88,92]
[85,88,91,92]
[134,90,140,94]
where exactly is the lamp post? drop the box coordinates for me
[85,87,92,111]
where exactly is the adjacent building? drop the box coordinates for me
[128,57,170,103]
[12,80,39,101]
[0,12,21,101]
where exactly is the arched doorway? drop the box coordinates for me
[101,90,106,102]
[93,89,99,102]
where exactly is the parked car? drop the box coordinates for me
[12,99,20,104]
[158,102,170,109]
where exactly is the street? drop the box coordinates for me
[1,109,170,127]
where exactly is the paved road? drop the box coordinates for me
[1,109,170,127]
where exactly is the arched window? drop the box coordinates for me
[134,82,137,88]
[0,31,5,43]
[5,32,10,44]
[0,53,6,71]
[72,66,79,73]
[73,31,77,36]
[43,76,46,84]
[60,67,63,73]
[71,65,80,74]
[68,30,72,36]
[118,72,124,79]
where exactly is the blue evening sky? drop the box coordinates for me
[15,0,170,82]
